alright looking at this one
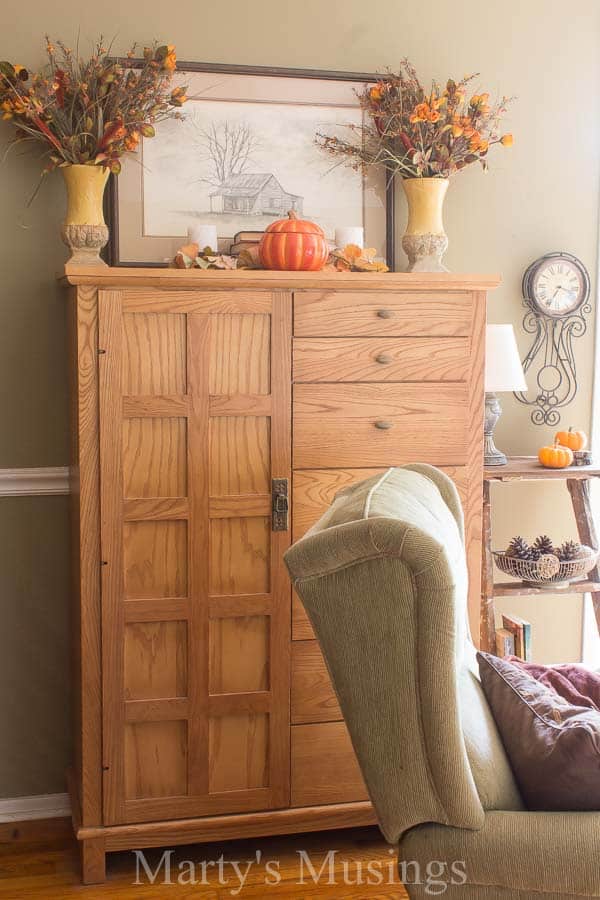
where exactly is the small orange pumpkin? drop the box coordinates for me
[538,441,574,469]
[555,426,588,452]
[259,210,329,271]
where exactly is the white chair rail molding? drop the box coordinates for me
[0,467,70,497]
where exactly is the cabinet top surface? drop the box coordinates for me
[62,265,501,292]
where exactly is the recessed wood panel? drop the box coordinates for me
[124,621,187,700]
[293,337,470,383]
[293,291,473,337]
[123,418,187,498]
[291,722,368,807]
[291,641,341,724]
[124,521,188,599]
[209,417,270,496]
[209,616,269,694]
[122,313,187,395]
[209,714,269,792]
[209,517,270,595]
[124,720,187,799]
[293,383,469,469]
[209,315,270,395]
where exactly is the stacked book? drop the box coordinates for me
[495,614,532,660]
[229,230,264,257]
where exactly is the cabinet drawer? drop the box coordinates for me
[291,722,369,807]
[291,467,468,639]
[293,383,469,469]
[294,291,474,337]
[293,337,470,383]
[291,640,342,724]
[293,467,468,543]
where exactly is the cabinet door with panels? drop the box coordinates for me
[98,288,291,825]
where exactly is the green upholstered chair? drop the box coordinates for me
[284,465,600,899]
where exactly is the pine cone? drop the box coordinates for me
[528,547,542,561]
[533,535,555,556]
[557,540,582,562]
[506,536,531,559]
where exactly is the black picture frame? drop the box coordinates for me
[105,60,394,270]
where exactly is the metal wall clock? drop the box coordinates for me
[514,251,591,425]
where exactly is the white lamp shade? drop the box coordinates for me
[485,324,527,393]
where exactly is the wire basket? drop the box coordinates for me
[493,546,599,587]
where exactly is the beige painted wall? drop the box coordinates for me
[1,0,598,796]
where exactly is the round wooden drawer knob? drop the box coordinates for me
[374,420,394,430]
[375,353,392,365]
[377,309,394,319]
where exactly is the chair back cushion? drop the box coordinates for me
[285,465,502,843]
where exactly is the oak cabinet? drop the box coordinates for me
[66,268,497,882]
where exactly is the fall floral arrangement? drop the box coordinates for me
[173,240,389,272]
[0,37,186,176]
[316,59,513,179]
[172,240,390,273]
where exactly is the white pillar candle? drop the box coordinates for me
[335,226,364,249]
[187,224,218,251]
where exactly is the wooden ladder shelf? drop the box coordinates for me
[480,456,600,653]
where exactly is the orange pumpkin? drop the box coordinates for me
[259,210,329,271]
[555,426,588,452]
[538,441,574,469]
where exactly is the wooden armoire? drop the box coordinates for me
[66,267,498,881]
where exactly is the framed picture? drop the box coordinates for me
[107,61,394,268]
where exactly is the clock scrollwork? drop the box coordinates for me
[513,252,591,426]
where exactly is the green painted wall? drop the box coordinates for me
[0,497,71,795]
[1,0,598,797]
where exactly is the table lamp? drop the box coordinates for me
[485,324,527,466]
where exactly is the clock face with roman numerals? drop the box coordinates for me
[526,253,589,318]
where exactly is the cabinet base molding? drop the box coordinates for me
[77,801,377,853]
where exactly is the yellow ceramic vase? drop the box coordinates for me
[401,177,449,272]
[61,164,110,266]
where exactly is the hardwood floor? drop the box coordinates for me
[0,820,408,898]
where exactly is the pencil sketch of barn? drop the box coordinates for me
[209,173,303,216]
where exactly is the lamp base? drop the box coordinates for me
[484,392,508,467]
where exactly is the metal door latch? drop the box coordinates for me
[272,478,289,532]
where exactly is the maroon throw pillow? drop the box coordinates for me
[477,652,600,811]
[507,657,600,711]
